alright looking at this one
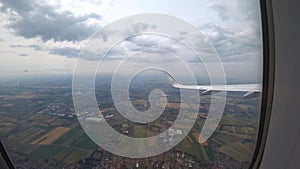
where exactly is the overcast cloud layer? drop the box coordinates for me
[0,0,263,82]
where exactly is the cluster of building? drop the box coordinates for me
[36,103,76,118]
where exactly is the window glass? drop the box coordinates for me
[0,0,263,168]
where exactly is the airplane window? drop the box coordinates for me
[0,0,265,168]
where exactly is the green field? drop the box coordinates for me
[133,125,146,137]
[26,144,92,164]
[222,125,256,135]
[70,133,99,150]
[63,148,92,164]
[54,147,73,161]
[176,133,214,161]
[29,144,66,161]
[8,127,46,144]
[17,144,39,155]
[218,142,253,162]
[13,124,97,164]
[214,132,241,145]
[220,114,250,126]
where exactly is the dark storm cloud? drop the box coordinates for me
[0,0,101,42]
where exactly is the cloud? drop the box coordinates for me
[1,0,101,42]
[210,4,229,20]
[18,53,28,57]
[1,0,261,65]
[199,23,262,62]
[9,44,24,48]
[49,47,81,58]
[0,0,34,13]
[124,22,157,36]
[80,33,219,64]
[27,45,43,51]
[209,0,260,22]
[9,44,45,52]
[199,0,262,63]
[101,34,189,63]
[122,35,178,53]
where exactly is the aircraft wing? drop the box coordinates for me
[138,68,262,98]
[168,76,262,98]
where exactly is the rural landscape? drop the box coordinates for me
[0,75,260,169]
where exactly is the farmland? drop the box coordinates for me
[31,127,71,145]
[0,78,260,168]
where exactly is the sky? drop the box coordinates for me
[0,0,263,83]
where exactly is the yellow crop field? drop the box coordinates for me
[31,127,71,145]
